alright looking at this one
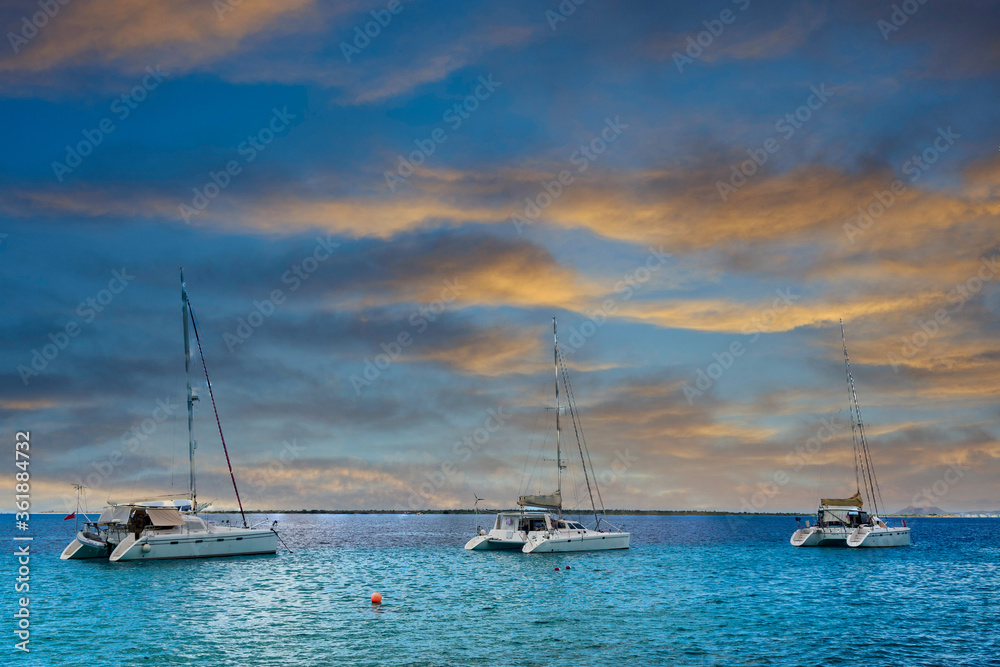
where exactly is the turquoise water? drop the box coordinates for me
[5,514,999,666]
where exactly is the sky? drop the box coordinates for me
[1,0,998,515]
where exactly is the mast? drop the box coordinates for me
[181,269,197,512]
[553,317,563,515]
[184,276,249,528]
[840,319,883,516]
[559,351,601,528]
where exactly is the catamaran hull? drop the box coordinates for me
[464,535,526,551]
[109,530,278,561]
[522,532,630,553]
[846,526,910,547]
[791,526,910,548]
[60,537,111,560]
[790,527,848,547]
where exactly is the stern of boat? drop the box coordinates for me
[60,536,110,560]
[790,527,821,547]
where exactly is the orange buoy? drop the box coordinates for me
[371,592,382,605]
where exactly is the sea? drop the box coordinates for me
[4,514,998,666]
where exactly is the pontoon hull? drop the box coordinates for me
[846,526,910,547]
[464,535,526,550]
[791,525,910,548]
[790,527,848,547]
[59,537,110,560]
[522,531,630,553]
[109,529,278,561]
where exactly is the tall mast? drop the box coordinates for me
[553,317,563,515]
[840,319,883,516]
[181,269,197,512]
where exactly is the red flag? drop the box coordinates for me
[64,512,75,520]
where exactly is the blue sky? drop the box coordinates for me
[1,0,998,514]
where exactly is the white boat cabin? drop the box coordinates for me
[815,506,872,529]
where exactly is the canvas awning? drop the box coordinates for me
[821,492,863,507]
[518,491,562,510]
[145,507,185,527]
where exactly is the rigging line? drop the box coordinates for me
[529,425,550,492]
[842,320,865,501]
[518,391,546,496]
[842,320,882,516]
[518,375,557,496]
[852,374,880,516]
[559,349,606,517]
[562,352,604,517]
[187,300,248,529]
[557,351,599,526]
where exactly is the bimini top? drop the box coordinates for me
[820,492,863,507]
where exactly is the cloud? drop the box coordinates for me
[0,0,320,78]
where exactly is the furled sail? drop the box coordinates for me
[821,492,863,507]
[518,491,562,510]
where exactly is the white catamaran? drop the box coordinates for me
[790,320,911,548]
[61,270,280,562]
[465,318,630,553]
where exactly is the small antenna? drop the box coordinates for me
[473,494,484,534]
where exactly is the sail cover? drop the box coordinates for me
[821,492,863,507]
[145,508,185,526]
[518,491,562,510]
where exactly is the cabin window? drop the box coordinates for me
[558,521,568,529]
